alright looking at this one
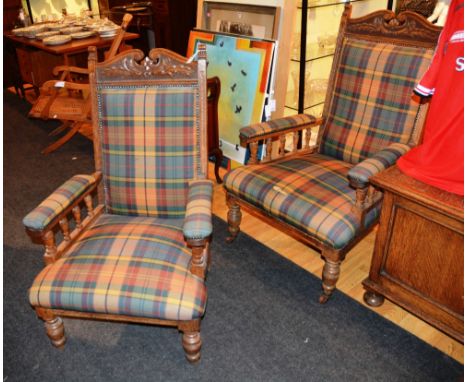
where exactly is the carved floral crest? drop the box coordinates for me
[346,9,441,44]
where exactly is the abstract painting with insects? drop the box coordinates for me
[187,30,276,165]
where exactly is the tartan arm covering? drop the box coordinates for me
[23,174,96,231]
[347,143,411,187]
[239,114,317,142]
[183,180,214,240]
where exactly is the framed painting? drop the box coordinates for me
[202,1,280,40]
[187,30,276,164]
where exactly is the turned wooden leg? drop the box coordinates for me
[226,194,242,243]
[179,320,202,363]
[364,290,385,307]
[35,307,66,348]
[319,258,341,304]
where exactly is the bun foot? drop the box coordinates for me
[225,235,237,243]
[319,293,330,304]
[364,290,385,307]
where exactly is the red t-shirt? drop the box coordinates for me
[397,0,464,195]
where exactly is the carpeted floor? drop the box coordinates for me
[3,91,463,381]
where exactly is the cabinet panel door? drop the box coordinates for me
[383,197,464,315]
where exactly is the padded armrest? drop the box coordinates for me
[239,114,318,143]
[348,143,411,188]
[183,180,214,240]
[23,174,97,231]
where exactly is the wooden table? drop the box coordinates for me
[5,30,140,154]
[5,32,139,87]
[363,166,464,342]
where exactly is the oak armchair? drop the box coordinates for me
[23,45,212,362]
[224,6,441,303]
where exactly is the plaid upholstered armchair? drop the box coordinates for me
[224,6,441,303]
[23,46,212,362]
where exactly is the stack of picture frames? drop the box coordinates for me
[187,2,279,168]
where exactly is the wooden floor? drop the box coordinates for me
[208,165,464,364]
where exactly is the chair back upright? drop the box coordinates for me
[318,6,442,164]
[88,45,208,218]
[104,13,133,60]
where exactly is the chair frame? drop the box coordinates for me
[25,45,210,363]
[225,6,441,303]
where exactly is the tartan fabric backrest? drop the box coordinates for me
[319,37,434,164]
[90,48,207,218]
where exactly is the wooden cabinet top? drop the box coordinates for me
[370,166,464,221]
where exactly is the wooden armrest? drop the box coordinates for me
[241,115,323,165]
[240,114,321,145]
[53,65,90,77]
[24,172,103,265]
[41,80,90,92]
[183,180,213,240]
[347,143,412,189]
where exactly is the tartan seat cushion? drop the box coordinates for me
[97,85,200,218]
[320,38,434,164]
[224,154,379,249]
[29,214,207,321]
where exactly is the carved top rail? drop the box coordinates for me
[343,5,442,47]
[92,45,207,83]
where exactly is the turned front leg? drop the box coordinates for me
[179,320,202,363]
[35,307,66,348]
[319,256,342,304]
[226,194,242,243]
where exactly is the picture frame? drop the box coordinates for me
[202,1,280,40]
[187,30,276,165]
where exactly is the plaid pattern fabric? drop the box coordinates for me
[348,143,411,186]
[183,180,213,239]
[29,214,207,321]
[23,175,96,231]
[224,154,379,249]
[240,114,316,140]
[98,85,200,218]
[320,38,434,164]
